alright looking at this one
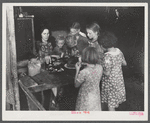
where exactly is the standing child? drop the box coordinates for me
[52,35,67,57]
[99,31,127,111]
[75,47,103,111]
[69,22,89,55]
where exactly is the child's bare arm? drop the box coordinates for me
[121,53,127,66]
[122,59,127,66]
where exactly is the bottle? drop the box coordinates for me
[48,56,53,72]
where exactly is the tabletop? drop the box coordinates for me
[19,69,75,93]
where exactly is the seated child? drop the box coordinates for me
[52,35,67,57]
[65,34,79,57]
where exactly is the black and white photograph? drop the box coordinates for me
[2,2,148,121]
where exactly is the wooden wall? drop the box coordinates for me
[6,6,20,110]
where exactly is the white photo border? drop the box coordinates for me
[2,2,148,121]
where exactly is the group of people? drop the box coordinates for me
[35,22,127,111]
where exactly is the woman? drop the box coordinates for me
[36,26,55,59]
[69,22,89,55]
[86,22,104,63]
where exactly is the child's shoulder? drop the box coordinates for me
[105,48,122,56]
[80,67,90,74]
[95,64,103,71]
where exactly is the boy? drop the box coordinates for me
[52,35,66,57]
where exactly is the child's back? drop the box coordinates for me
[76,64,103,111]
[101,48,126,109]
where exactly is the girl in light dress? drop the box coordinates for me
[86,22,104,64]
[99,31,127,111]
[75,47,103,111]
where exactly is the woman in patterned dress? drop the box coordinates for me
[36,26,55,60]
[74,47,103,111]
[99,31,127,111]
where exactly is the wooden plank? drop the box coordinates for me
[6,6,20,110]
[17,17,34,20]
[26,96,39,110]
[20,76,38,88]
[32,71,74,85]
[28,71,74,93]
[19,70,74,93]
[19,80,45,110]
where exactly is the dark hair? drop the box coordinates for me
[70,22,81,30]
[99,31,118,49]
[86,22,101,36]
[82,47,99,64]
[40,26,51,35]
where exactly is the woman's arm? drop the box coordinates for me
[74,69,81,88]
[74,62,82,88]
[121,52,127,66]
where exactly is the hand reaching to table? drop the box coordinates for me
[75,62,81,71]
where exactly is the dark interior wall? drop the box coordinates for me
[20,6,144,44]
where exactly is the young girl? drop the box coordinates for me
[52,35,67,57]
[86,22,104,64]
[99,31,127,111]
[75,47,103,111]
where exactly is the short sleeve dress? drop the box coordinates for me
[75,64,103,111]
[101,48,126,108]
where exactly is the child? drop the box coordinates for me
[70,22,87,37]
[52,35,67,57]
[99,31,127,111]
[74,47,103,111]
[69,22,89,55]
[65,34,79,57]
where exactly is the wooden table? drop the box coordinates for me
[19,69,75,110]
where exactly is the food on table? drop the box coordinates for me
[67,56,78,68]
[53,61,62,66]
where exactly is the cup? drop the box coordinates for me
[45,56,51,64]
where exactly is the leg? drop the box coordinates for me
[108,107,115,111]
[101,102,108,111]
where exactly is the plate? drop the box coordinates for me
[51,55,60,59]
[64,64,75,69]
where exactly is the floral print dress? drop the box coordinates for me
[37,41,53,58]
[101,48,126,108]
[76,64,103,111]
